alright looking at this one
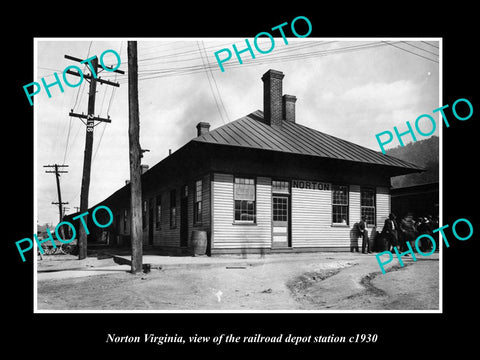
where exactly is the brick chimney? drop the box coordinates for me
[262,69,284,127]
[196,122,210,136]
[282,94,297,123]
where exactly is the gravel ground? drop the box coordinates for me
[36,251,439,311]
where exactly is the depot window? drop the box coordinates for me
[170,189,177,229]
[234,177,256,223]
[361,187,376,226]
[123,208,128,233]
[194,179,202,224]
[272,180,290,194]
[155,195,162,230]
[332,184,349,225]
[142,200,147,230]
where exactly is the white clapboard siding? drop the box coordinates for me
[212,173,271,249]
[376,186,390,232]
[350,185,361,226]
[291,185,346,247]
[291,184,361,248]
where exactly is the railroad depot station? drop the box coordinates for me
[66,69,423,255]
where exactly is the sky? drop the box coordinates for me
[34,37,440,226]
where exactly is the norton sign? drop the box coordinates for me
[291,180,330,191]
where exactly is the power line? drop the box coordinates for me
[107,41,123,116]
[93,41,123,163]
[125,41,393,82]
[202,40,230,123]
[62,117,73,165]
[103,40,336,80]
[107,85,117,115]
[197,41,226,125]
[382,41,439,63]
[134,40,334,71]
[138,40,237,63]
[401,41,439,57]
[62,45,92,165]
[99,82,109,114]
[421,41,439,49]
[92,122,107,162]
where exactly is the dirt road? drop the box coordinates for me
[36,252,439,311]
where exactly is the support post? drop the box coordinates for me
[128,41,143,274]
[77,57,98,260]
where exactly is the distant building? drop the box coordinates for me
[76,69,422,254]
[391,182,439,219]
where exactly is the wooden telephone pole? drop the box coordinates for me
[65,53,124,259]
[44,164,69,224]
[128,41,143,274]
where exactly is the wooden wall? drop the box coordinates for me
[211,172,391,251]
[211,173,271,249]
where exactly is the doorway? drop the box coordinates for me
[272,195,290,248]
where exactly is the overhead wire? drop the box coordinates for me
[102,40,337,82]
[98,40,440,90]
[124,41,392,82]
[61,39,439,159]
[197,41,226,125]
[66,41,93,207]
[62,41,93,165]
[92,41,123,163]
[421,40,439,49]
[52,38,439,217]
[202,40,230,123]
[401,41,439,57]
[382,41,439,63]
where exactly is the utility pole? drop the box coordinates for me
[44,164,69,222]
[44,164,69,242]
[65,53,124,260]
[128,41,143,274]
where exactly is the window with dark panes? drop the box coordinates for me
[234,177,256,222]
[272,180,290,194]
[361,187,376,226]
[273,197,288,222]
[142,200,147,230]
[194,179,202,224]
[155,195,161,229]
[170,189,177,228]
[332,184,349,225]
[123,208,128,233]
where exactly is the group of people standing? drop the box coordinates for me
[351,213,439,254]
[381,213,438,253]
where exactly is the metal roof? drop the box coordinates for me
[192,110,423,171]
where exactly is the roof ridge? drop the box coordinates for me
[191,111,423,171]
[281,119,423,169]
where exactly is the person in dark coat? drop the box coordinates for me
[381,213,398,252]
[417,216,434,252]
[358,215,371,254]
[399,212,417,252]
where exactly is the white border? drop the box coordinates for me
[33,36,443,314]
